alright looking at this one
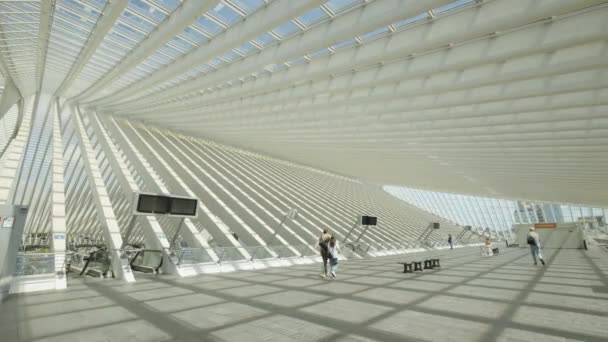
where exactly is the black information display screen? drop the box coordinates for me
[362,216,377,226]
[170,198,198,216]
[137,194,171,214]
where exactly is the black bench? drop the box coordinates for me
[398,262,413,273]
[399,261,425,272]
[424,259,434,269]
[492,248,499,254]
[431,259,441,268]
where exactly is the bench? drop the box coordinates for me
[399,259,436,273]
[398,262,413,273]
[492,248,499,254]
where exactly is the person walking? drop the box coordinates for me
[328,236,340,279]
[485,237,494,256]
[318,229,332,278]
[448,233,453,250]
[527,227,546,265]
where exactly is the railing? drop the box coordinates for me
[357,239,468,250]
[175,247,217,265]
[14,238,484,277]
[172,239,478,266]
[128,249,163,273]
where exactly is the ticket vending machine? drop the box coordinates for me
[0,205,28,301]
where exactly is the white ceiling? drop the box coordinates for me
[0,0,607,207]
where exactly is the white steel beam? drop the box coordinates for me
[87,0,448,107]
[114,0,608,114]
[35,0,53,94]
[69,104,135,282]
[50,98,67,290]
[54,0,128,97]
[73,0,218,102]
[114,119,252,259]
[123,5,608,117]
[101,115,223,261]
[0,73,21,121]
[152,126,302,255]
[0,96,32,205]
[88,109,203,273]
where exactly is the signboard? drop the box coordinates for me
[133,192,198,217]
[2,216,14,228]
[534,223,557,229]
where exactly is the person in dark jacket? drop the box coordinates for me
[318,229,331,278]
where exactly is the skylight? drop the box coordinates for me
[297,7,328,27]
[325,0,363,15]
[435,0,475,14]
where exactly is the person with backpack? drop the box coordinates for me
[527,227,546,265]
[328,236,340,279]
[318,229,332,278]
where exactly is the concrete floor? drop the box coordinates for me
[1,246,607,342]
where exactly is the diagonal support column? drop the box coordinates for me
[101,115,221,262]
[0,97,33,205]
[0,75,21,121]
[88,110,184,273]
[50,98,67,289]
[69,104,134,282]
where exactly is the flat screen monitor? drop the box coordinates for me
[170,198,198,216]
[137,194,170,214]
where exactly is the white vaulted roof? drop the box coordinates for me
[0,0,607,207]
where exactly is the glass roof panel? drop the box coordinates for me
[61,0,101,20]
[208,2,242,26]
[148,0,181,12]
[272,21,300,39]
[194,16,224,37]
[253,32,276,47]
[208,56,227,68]
[87,0,106,10]
[227,0,265,14]
[158,44,181,58]
[169,36,194,53]
[286,55,308,66]
[309,48,331,58]
[297,7,328,27]
[333,38,357,50]
[325,0,362,15]
[129,0,166,23]
[121,9,156,33]
[181,26,209,44]
[236,42,258,55]
[113,21,146,41]
[435,0,475,14]
[393,12,428,29]
[222,50,241,62]
[359,26,389,40]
